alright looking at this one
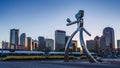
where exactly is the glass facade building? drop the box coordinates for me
[10,29,19,50]
[27,37,32,51]
[117,40,120,48]
[103,27,115,49]
[20,33,27,49]
[45,39,54,51]
[38,36,46,51]
[55,30,66,51]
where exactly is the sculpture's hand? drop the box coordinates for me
[66,18,71,23]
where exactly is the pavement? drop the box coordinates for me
[0,60,119,68]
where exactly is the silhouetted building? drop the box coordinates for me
[94,36,101,54]
[103,27,115,49]
[2,41,10,49]
[0,43,1,49]
[45,39,54,51]
[33,39,38,49]
[10,29,19,50]
[38,36,46,51]
[77,47,81,52]
[20,33,27,49]
[55,30,66,51]
[98,27,115,56]
[86,40,96,52]
[32,39,38,50]
[65,36,72,48]
[72,40,78,52]
[27,37,32,51]
[17,45,24,50]
[100,36,106,50]
[117,40,120,48]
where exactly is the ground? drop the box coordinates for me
[0,60,119,68]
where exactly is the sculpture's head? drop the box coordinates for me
[75,10,84,20]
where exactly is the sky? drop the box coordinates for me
[0,0,120,48]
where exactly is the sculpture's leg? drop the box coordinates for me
[64,29,78,62]
[79,27,98,63]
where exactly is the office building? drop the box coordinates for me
[77,47,81,52]
[86,40,96,51]
[38,36,46,51]
[45,39,54,51]
[0,42,1,49]
[94,36,101,54]
[65,36,73,48]
[20,33,27,49]
[32,39,38,50]
[10,29,19,50]
[103,27,115,49]
[27,37,32,51]
[117,40,120,48]
[100,36,106,50]
[2,41,10,49]
[55,30,66,51]
[72,40,78,52]
[33,39,38,49]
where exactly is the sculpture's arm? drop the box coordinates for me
[66,21,78,26]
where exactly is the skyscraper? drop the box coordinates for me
[38,36,46,51]
[72,40,78,52]
[45,39,54,51]
[20,33,27,49]
[86,40,96,51]
[65,36,72,48]
[100,36,106,50]
[33,39,38,49]
[2,41,10,49]
[10,29,19,51]
[27,37,32,51]
[94,36,100,54]
[55,30,66,51]
[103,27,115,49]
[117,40,120,48]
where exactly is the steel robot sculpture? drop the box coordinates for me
[64,10,98,63]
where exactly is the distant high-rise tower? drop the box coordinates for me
[27,37,32,51]
[45,39,54,51]
[38,36,46,51]
[100,36,106,50]
[2,41,10,49]
[103,27,115,49]
[65,36,73,49]
[20,33,27,49]
[10,29,19,51]
[117,40,120,49]
[33,39,38,49]
[55,30,66,51]
[72,40,78,52]
[86,40,96,51]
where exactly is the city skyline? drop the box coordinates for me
[0,0,120,48]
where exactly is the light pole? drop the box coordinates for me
[64,10,98,63]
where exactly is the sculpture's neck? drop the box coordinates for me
[77,18,84,28]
